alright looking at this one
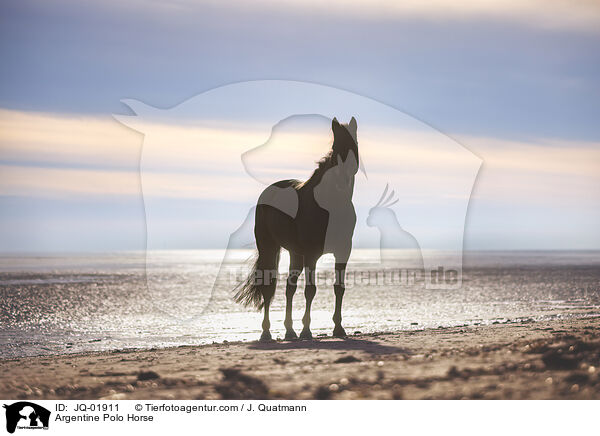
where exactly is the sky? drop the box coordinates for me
[0,0,599,252]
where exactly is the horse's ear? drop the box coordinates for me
[332,117,340,131]
[349,117,357,132]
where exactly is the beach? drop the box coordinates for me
[3,250,600,359]
[2,315,599,400]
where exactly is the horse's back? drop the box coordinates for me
[255,179,303,251]
[257,179,301,218]
[271,179,302,190]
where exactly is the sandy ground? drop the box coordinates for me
[1,316,599,400]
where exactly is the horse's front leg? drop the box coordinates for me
[300,259,317,340]
[332,260,347,337]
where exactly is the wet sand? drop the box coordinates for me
[1,316,599,400]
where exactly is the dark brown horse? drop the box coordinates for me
[234,117,359,341]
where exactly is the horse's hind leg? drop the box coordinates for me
[258,245,280,342]
[332,260,347,337]
[284,253,303,340]
[300,258,317,340]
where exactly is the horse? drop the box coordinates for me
[234,117,359,341]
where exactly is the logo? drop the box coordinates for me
[3,402,50,434]
[115,80,481,321]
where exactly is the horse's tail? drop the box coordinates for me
[233,253,264,310]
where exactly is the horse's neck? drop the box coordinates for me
[304,167,330,188]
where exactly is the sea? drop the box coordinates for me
[1,249,599,358]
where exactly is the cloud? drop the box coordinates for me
[0,164,139,197]
[465,135,600,177]
[1,108,598,250]
[0,109,598,206]
[276,0,600,32]
[0,164,264,201]
[0,109,142,170]
[93,0,600,33]
[460,135,600,204]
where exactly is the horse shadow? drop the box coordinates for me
[248,336,411,356]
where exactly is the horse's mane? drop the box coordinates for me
[300,150,335,188]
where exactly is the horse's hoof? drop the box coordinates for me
[299,328,313,340]
[333,326,347,338]
[259,331,273,342]
[284,330,298,341]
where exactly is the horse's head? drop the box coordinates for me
[367,184,399,228]
[331,117,359,175]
